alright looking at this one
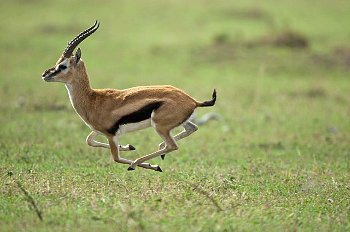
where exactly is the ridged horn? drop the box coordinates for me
[63,20,100,58]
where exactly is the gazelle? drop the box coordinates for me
[42,21,216,172]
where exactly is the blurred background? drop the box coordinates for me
[0,0,349,230]
[1,0,349,148]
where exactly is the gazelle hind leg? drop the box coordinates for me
[108,136,161,172]
[159,121,198,159]
[87,131,135,151]
[128,128,178,170]
[118,144,136,151]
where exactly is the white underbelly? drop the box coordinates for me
[117,119,151,135]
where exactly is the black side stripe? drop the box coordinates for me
[107,102,163,134]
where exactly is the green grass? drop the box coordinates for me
[1,0,350,231]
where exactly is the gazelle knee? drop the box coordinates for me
[159,142,165,150]
[86,136,94,146]
[165,143,178,152]
[112,156,121,163]
[191,125,198,132]
[184,121,198,133]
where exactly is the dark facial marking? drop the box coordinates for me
[42,67,60,77]
[107,102,163,134]
[59,64,67,70]
[42,68,54,77]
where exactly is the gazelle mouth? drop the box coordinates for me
[42,75,54,82]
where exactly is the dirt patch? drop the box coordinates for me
[312,46,350,70]
[333,47,350,67]
[288,87,327,99]
[212,33,231,45]
[192,33,237,63]
[247,30,309,49]
[192,30,309,64]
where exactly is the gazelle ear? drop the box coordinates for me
[75,48,81,65]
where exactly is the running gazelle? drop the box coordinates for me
[42,21,217,171]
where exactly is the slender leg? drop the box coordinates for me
[128,129,178,170]
[108,136,162,172]
[87,131,135,151]
[159,121,198,159]
[119,144,136,151]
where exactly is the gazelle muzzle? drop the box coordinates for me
[42,67,58,81]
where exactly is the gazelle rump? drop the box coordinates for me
[42,21,217,171]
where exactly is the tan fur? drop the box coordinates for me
[42,23,216,171]
[57,59,198,135]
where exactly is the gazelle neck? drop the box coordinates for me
[65,78,92,98]
[65,64,93,112]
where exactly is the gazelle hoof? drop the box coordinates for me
[161,155,165,160]
[127,166,135,171]
[156,166,163,172]
[128,144,136,150]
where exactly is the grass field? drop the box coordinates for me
[1,0,350,231]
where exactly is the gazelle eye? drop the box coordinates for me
[59,64,67,70]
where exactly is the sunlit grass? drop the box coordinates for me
[0,0,349,231]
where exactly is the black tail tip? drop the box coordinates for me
[209,88,217,105]
[198,89,217,107]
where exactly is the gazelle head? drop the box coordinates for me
[42,21,99,84]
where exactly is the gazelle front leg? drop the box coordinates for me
[108,136,162,172]
[87,131,135,151]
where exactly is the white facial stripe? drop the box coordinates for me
[55,60,70,73]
